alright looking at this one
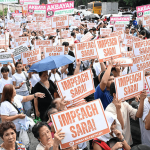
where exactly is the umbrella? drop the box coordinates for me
[28,55,75,73]
[89,14,100,19]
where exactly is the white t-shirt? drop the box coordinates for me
[36,143,45,150]
[12,71,28,92]
[0,77,13,93]
[139,97,150,147]
[29,74,40,87]
[93,62,101,76]
[48,71,61,83]
[0,94,24,132]
[58,67,68,79]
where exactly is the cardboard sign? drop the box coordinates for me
[60,38,74,46]
[44,46,64,57]
[95,36,122,62]
[12,43,29,60]
[110,17,130,25]
[12,13,22,17]
[133,39,150,56]
[123,34,133,47]
[121,51,134,58]
[27,15,33,21]
[56,69,95,103]
[52,15,69,29]
[87,23,97,29]
[34,40,52,51]
[66,99,86,109]
[47,0,61,4]
[0,0,17,3]
[72,20,81,27]
[10,28,23,37]
[46,1,74,17]
[113,58,133,67]
[51,99,110,149]
[15,37,29,47]
[136,4,150,18]
[145,75,150,92]
[20,0,39,5]
[75,40,97,61]
[0,52,13,64]
[110,30,124,41]
[0,32,9,48]
[81,32,94,43]
[113,24,126,31]
[33,13,46,22]
[143,15,150,26]
[131,53,150,73]
[132,36,141,43]
[100,28,112,37]
[115,70,144,101]
[28,5,46,15]
[21,48,41,66]
[60,30,71,39]
[74,15,80,20]
[44,28,56,36]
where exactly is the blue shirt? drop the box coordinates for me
[94,85,113,110]
[133,20,137,26]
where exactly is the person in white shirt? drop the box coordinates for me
[58,65,68,80]
[48,69,61,84]
[0,67,13,100]
[12,62,31,116]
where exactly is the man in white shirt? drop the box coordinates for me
[0,67,13,99]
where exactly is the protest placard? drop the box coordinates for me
[44,46,64,57]
[136,4,150,18]
[110,30,124,41]
[121,51,134,58]
[34,40,52,51]
[20,0,39,5]
[46,1,74,17]
[95,36,121,62]
[60,30,71,39]
[80,32,94,43]
[113,24,126,31]
[132,36,141,43]
[12,13,22,17]
[87,23,97,29]
[15,37,29,47]
[66,99,87,109]
[123,34,133,47]
[69,16,74,25]
[0,32,9,48]
[26,15,33,21]
[72,20,81,27]
[0,0,18,3]
[100,28,112,37]
[113,58,133,67]
[75,40,97,61]
[52,15,69,29]
[143,15,150,26]
[110,17,130,25]
[131,53,150,73]
[60,38,74,46]
[51,99,110,149]
[47,0,61,4]
[56,69,95,103]
[133,39,150,56]
[115,70,144,101]
[28,5,46,15]
[43,28,56,36]
[0,52,13,64]
[21,48,41,66]
[12,43,29,61]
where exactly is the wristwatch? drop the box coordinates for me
[120,138,125,142]
[34,94,36,98]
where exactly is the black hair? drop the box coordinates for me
[39,71,44,77]
[62,42,69,47]
[15,62,22,67]
[84,30,88,35]
[32,122,51,140]
[49,36,54,39]
[76,28,79,31]
[71,32,75,37]
[100,71,114,82]
[92,27,96,31]
[1,67,9,73]
[111,67,117,72]
[110,82,116,97]
[126,26,129,29]
[140,30,146,36]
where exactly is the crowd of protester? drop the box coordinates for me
[0,10,150,150]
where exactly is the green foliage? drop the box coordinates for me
[0,8,9,16]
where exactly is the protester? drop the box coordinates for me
[0,121,26,150]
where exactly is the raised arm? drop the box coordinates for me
[74,59,81,75]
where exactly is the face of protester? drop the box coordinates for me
[125,28,130,34]
[2,128,16,145]
[65,46,69,53]
[31,32,35,36]
[51,69,57,74]
[110,120,116,132]
[16,63,23,73]
[1,71,9,79]
[107,76,114,89]
[139,20,142,25]
[55,98,67,111]
[38,126,52,146]
[40,71,48,81]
